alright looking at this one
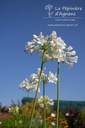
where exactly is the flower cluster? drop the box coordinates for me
[37,96,54,108]
[25,31,78,67]
[19,67,57,92]
[8,106,19,115]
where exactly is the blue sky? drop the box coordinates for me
[0,0,85,106]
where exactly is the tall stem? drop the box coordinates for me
[56,62,60,128]
[43,101,46,128]
[29,51,45,128]
[43,81,45,97]
[43,81,47,128]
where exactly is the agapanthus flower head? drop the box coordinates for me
[25,31,78,67]
[37,96,54,108]
[19,67,58,93]
[8,106,19,115]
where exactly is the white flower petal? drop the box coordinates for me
[69,56,78,63]
[48,71,58,84]
[51,113,56,117]
[67,46,73,51]
[51,121,55,126]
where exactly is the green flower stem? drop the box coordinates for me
[15,120,17,127]
[29,51,45,128]
[43,100,47,128]
[56,62,60,128]
[43,81,47,128]
[14,115,17,127]
[43,81,45,97]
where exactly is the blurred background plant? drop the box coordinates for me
[0,101,43,128]
[0,100,70,128]
[77,107,85,128]
[1,101,85,128]
[46,111,69,128]
[63,107,80,128]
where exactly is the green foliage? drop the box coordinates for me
[77,107,85,128]
[0,102,69,128]
[0,114,28,128]
[20,100,43,117]
[2,102,85,128]
[79,107,85,120]
[0,114,43,128]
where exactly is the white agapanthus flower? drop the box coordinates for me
[51,113,56,117]
[8,106,19,115]
[37,96,54,108]
[25,31,78,67]
[19,67,57,92]
[48,71,57,84]
[51,121,56,126]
